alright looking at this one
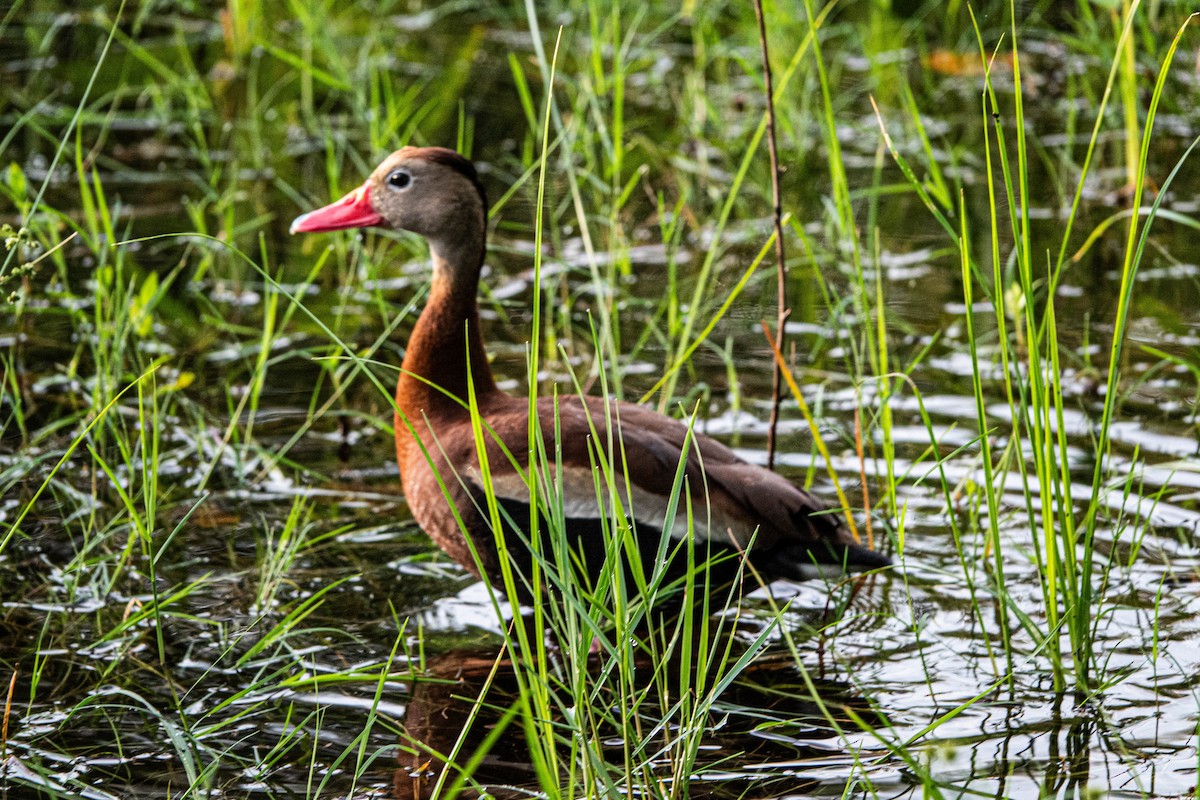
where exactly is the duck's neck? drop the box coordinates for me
[395,247,498,429]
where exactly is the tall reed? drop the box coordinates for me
[869,0,1199,697]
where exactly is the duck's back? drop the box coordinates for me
[397,392,887,596]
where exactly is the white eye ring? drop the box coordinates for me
[387,170,412,190]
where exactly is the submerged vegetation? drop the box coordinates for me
[2,0,1200,797]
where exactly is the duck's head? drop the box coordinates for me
[290,146,488,271]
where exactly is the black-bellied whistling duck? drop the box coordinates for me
[291,146,889,601]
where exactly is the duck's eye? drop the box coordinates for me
[387,170,412,190]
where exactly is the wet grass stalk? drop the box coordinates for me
[814,2,1200,777]
[2,668,15,759]
[449,360,789,797]
[648,6,821,412]
[957,187,1016,679]
[2,170,407,800]
[865,76,1016,682]
[564,0,635,396]
[752,0,789,471]
[861,0,1153,704]
[793,0,909,559]
[933,0,1196,698]
[515,2,698,401]
[1046,4,1184,696]
[1075,10,1198,685]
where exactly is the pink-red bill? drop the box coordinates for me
[290,183,383,234]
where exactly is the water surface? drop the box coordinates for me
[2,2,1199,798]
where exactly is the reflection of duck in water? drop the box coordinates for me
[292,147,889,606]
[395,649,532,800]
[394,646,880,800]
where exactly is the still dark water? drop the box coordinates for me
[2,2,1200,798]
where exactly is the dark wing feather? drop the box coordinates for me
[451,393,888,585]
